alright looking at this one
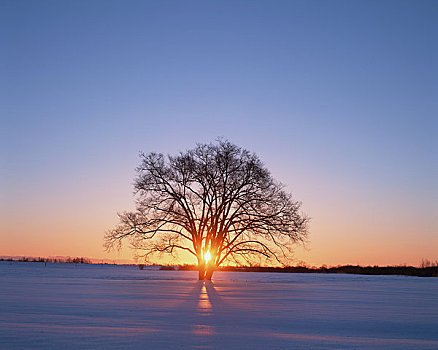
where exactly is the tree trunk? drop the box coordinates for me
[198,265,215,280]
[198,264,205,280]
[205,267,214,280]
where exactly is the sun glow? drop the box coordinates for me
[204,251,211,264]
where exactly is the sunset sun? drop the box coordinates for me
[204,251,211,264]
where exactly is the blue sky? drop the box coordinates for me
[1,0,437,265]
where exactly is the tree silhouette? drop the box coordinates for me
[105,140,309,280]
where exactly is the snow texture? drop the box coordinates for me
[1,262,437,349]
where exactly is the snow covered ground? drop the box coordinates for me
[1,262,437,349]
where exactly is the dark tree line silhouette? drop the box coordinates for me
[0,256,91,264]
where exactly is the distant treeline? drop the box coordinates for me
[174,264,438,277]
[0,256,92,264]
[2,257,436,277]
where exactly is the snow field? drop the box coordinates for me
[1,262,437,349]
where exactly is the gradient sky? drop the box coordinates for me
[1,0,437,266]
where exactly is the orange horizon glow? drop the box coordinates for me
[1,206,436,268]
[1,243,436,268]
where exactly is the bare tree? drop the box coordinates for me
[105,140,309,280]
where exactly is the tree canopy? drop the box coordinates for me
[105,140,309,279]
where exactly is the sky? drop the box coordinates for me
[1,0,437,266]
